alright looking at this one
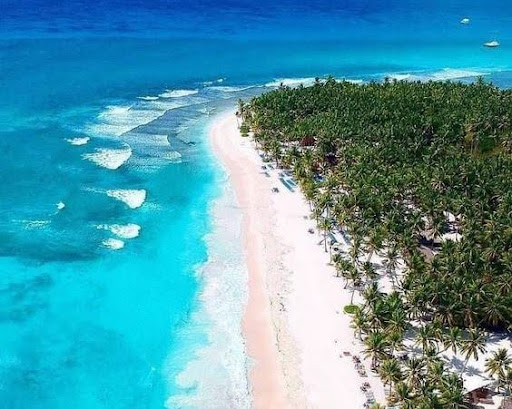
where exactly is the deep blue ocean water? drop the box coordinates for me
[1,1,512,408]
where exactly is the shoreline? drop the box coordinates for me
[210,112,297,408]
[209,112,386,408]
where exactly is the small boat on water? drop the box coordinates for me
[460,18,470,24]
[484,40,500,48]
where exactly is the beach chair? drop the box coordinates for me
[279,177,295,192]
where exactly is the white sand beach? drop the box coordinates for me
[210,112,386,409]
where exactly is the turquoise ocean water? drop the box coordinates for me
[1,1,512,408]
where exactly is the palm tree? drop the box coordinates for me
[503,367,512,397]
[441,327,463,355]
[404,357,426,392]
[415,325,437,352]
[362,261,378,285]
[365,228,384,263]
[362,281,382,312]
[480,292,511,328]
[387,328,405,356]
[379,358,403,394]
[427,360,445,386]
[346,266,362,304]
[363,330,390,369]
[335,257,352,283]
[392,382,414,408]
[349,236,363,267]
[351,308,370,340]
[485,348,512,392]
[461,329,487,373]
[439,374,468,409]
[318,217,331,253]
[236,98,245,124]
[383,243,400,289]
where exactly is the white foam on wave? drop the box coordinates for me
[388,73,413,81]
[106,189,147,209]
[201,78,226,86]
[97,223,141,239]
[137,96,159,101]
[66,137,90,146]
[146,98,205,112]
[102,238,125,250]
[429,68,489,81]
[159,89,199,98]
[265,77,317,88]
[388,68,490,82]
[83,146,132,170]
[208,85,255,93]
[167,183,250,409]
[88,104,165,137]
[21,220,51,229]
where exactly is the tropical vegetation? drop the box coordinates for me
[238,78,512,408]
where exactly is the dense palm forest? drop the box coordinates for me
[239,78,512,408]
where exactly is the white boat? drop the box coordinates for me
[460,18,470,24]
[484,40,500,48]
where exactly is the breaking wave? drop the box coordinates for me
[106,189,147,209]
[83,146,133,170]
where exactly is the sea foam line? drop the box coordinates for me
[386,68,491,82]
[167,183,250,409]
[208,85,256,93]
[138,96,159,101]
[159,89,199,98]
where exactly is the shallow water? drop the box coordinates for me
[1,1,512,408]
